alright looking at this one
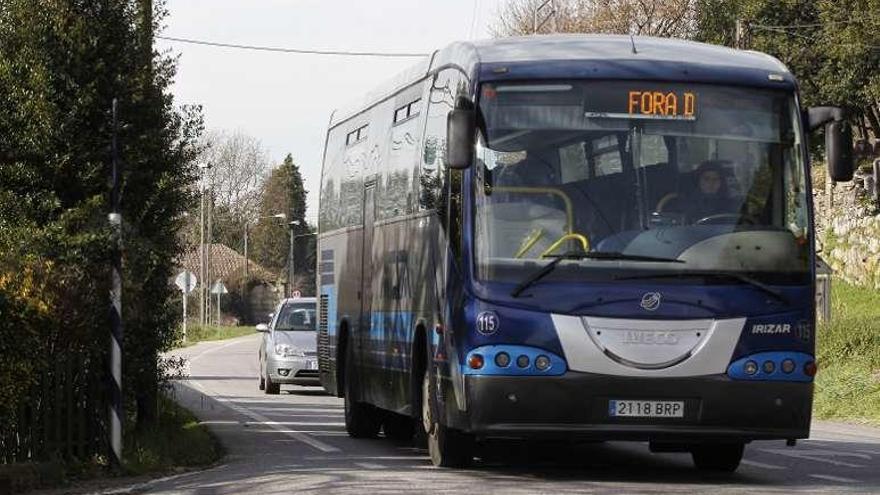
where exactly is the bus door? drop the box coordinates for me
[359,181,378,399]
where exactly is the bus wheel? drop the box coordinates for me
[383,412,415,442]
[422,372,473,467]
[343,342,381,438]
[691,443,744,472]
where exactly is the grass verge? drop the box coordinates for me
[813,279,880,426]
[176,324,254,348]
[0,395,222,493]
[123,394,224,475]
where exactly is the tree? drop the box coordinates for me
[694,0,880,147]
[178,130,271,253]
[492,0,698,38]
[0,0,202,441]
[249,154,314,293]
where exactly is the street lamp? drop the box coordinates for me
[244,213,286,279]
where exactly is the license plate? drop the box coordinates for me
[306,359,318,370]
[609,399,684,418]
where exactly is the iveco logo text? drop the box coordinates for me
[476,311,500,336]
[751,323,791,335]
[640,292,662,311]
[623,331,679,345]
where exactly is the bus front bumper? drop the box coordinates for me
[462,372,812,442]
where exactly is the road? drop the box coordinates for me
[121,334,880,494]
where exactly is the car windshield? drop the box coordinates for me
[275,302,317,331]
[475,80,809,286]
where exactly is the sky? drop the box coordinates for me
[158,0,508,223]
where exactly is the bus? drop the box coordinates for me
[315,35,853,470]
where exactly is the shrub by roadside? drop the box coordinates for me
[813,280,880,426]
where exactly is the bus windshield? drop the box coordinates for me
[475,81,810,286]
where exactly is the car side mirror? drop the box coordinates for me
[806,106,854,182]
[446,98,475,170]
[255,323,269,333]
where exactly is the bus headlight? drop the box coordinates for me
[535,355,551,371]
[744,360,758,375]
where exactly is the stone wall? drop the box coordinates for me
[814,164,880,288]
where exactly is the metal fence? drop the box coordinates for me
[0,358,106,464]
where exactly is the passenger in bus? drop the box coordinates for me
[666,160,737,224]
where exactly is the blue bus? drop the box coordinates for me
[316,35,853,470]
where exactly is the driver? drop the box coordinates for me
[668,160,736,223]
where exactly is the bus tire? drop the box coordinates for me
[383,412,415,442]
[411,329,428,448]
[343,340,381,438]
[691,443,744,472]
[423,371,473,467]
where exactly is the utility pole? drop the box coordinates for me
[735,19,750,49]
[108,98,124,469]
[533,0,556,34]
[244,222,249,279]
[288,221,297,297]
[198,162,211,326]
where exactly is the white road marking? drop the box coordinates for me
[355,462,386,470]
[188,380,340,453]
[305,455,430,461]
[759,448,865,468]
[809,474,857,483]
[740,459,787,470]
[189,339,250,365]
[243,421,345,427]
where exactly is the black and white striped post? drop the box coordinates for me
[109,97,124,468]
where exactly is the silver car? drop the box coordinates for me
[257,297,320,394]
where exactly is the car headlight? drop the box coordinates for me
[274,344,305,357]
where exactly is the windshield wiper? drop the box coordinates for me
[616,271,789,305]
[510,251,683,298]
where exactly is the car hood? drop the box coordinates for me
[272,331,317,352]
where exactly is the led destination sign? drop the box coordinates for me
[580,87,698,121]
[627,90,696,120]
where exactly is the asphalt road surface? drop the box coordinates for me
[119,334,880,494]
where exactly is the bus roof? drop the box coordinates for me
[330,35,794,128]
[468,34,788,72]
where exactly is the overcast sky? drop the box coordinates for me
[158,0,507,223]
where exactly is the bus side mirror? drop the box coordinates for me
[826,121,854,182]
[447,101,475,170]
[806,106,854,182]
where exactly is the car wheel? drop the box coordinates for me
[265,373,280,395]
[691,443,744,472]
[343,341,381,438]
[259,375,265,391]
[423,370,473,467]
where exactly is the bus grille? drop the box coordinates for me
[318,294,330,371]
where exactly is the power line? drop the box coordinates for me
[156,35,429,58]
